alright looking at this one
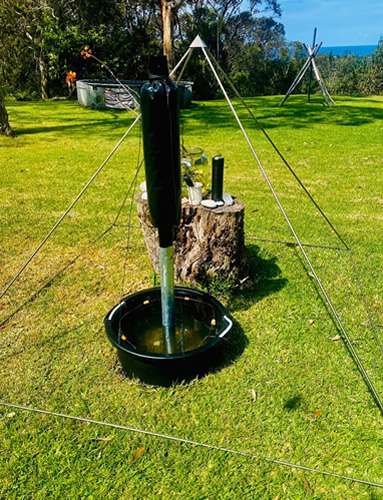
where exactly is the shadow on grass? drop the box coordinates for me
[230,244,288,312]
[283,394,303,411]
[180,95,383,135]
[0,245,281,387]
[188,245,287,381]
[6,100,137,138]
[0,321,92,363]
[6,96,382,142]
[215,316,248,374]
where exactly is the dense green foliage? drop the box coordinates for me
[318,39,383,96]
[1,0,383,104]
[1,96,383,498]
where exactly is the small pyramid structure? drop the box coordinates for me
[280,28,335,107]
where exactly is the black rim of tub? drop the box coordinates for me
[104,286,232,384]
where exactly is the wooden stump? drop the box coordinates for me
[136,193,249,286]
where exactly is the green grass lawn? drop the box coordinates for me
[1,95,383,499]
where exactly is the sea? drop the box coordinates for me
[319,45,378,56]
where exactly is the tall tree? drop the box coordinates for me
[0,0,54,99]
[160,0,186,69]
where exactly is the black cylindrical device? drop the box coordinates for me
[211,155,224,201]
[140,55,180,353]
[140,55,181,248]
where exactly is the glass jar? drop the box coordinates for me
[181,147,209,197]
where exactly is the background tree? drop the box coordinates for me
[2,0,383,104]
[0,77,14,137]
[160,0,186,69]
[178,0,284,98]
[0,0,16,135]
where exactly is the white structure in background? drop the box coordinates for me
[280,28,336,107]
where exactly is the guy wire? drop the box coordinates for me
[1,115,141,300]
[119,132,143,306]
[206,47,348,249]
[1,401,382,490]
[1,155,145,329]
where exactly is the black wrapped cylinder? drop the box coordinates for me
[212,155,224,201]
[140,66,181,248]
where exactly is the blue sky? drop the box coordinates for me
[278,0,383,46]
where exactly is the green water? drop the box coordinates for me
[119,298,218,354]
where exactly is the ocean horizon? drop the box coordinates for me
[319,45,378,56]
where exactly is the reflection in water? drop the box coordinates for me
[119,297,219,354]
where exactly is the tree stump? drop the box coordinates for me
[136,193,249,286]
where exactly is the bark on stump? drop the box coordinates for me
[136,193,249,286]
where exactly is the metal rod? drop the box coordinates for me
[205,46,348,249]
[176,48,194,84]
[171,48,192,79]
[280,56,312,106]
[0,115,141,299]
[307,28,317,103]
[309,51,336,105]
[307,45,331,107]
[160,246,176,354]
[1,401,383,489]
[202,45,383,415]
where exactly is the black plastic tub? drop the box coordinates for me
[104,287,232,386]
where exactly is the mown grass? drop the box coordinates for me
[1,95,383,499]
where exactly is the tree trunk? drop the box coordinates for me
[0,81,14,137]
[136,194,249,287]
[160,0,184,71]
[39,53,50,100]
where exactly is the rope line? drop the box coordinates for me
[0,115,141,300]
[246,236,347,252]
[0,401,382,489]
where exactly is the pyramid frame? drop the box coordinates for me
[2,34,381,414]
[1,35,383,488]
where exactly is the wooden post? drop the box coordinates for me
[160,0,185,71]
[136,193,249,286]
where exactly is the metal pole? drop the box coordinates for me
[171,48,192,80]
[141,57,181,355]
[280,56,311,106]
[311,54,336,105]
[217,14,220,61]
[160,246,176,353]
[308,46,331,106]
[307,28,317,102]
[176,48,194,85]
